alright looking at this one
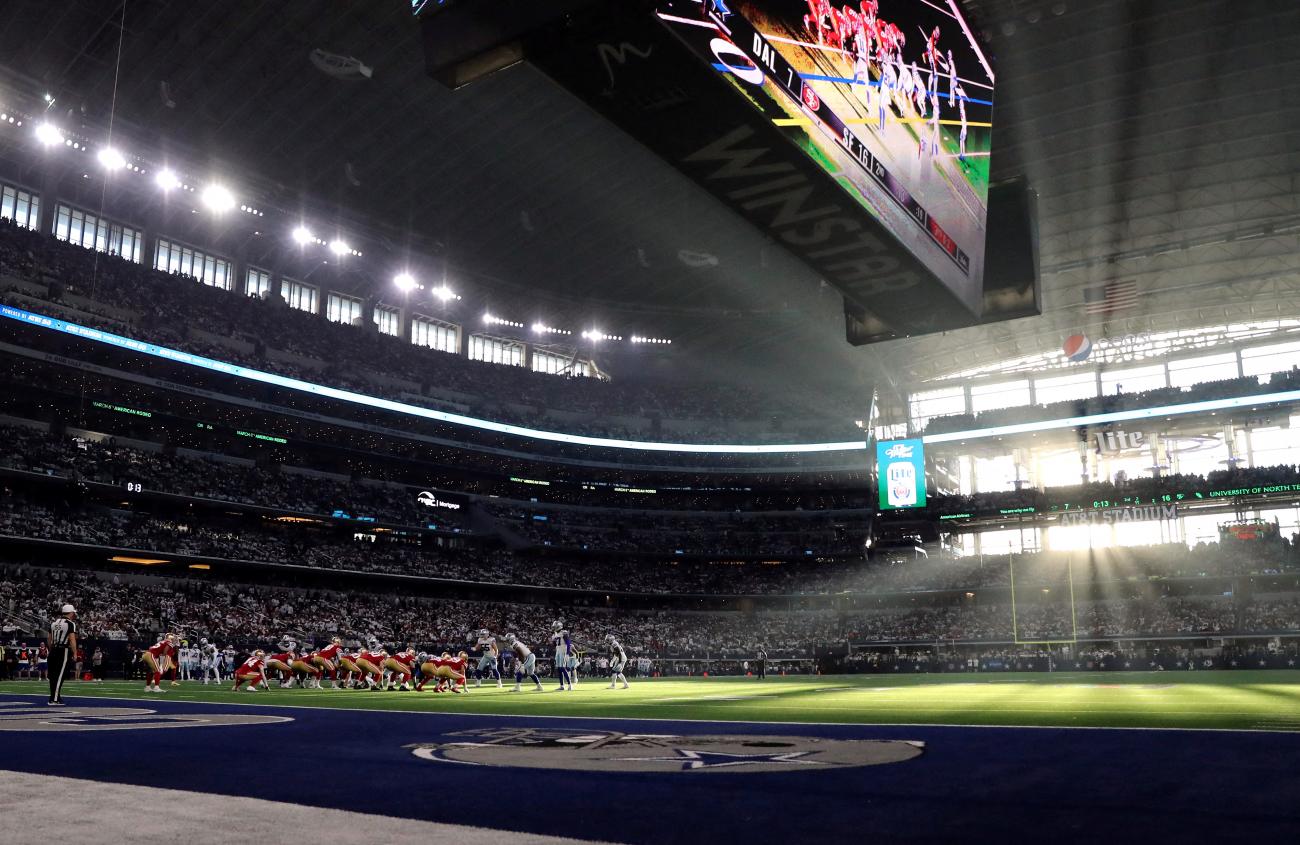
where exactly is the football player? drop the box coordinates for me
[311,636,346,689]
[200,638,222,685]
[265,641,297,688]
[474,629,502,688]
[505,633,543,693]
[355,639,389,691]
[337,647,364,689]
[290,649,324,689]
[382,647,419,691]
[231,650,267,692]
[551,620,574,692]
[140,633,177,693]
[605,633,631,690]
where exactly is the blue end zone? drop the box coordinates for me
[2,693,1298,843]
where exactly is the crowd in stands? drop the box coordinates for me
[488,502,863,556]
[0,564,839,658]
[0,423,473,532]
[0,486,862,581]
[861,540,1298,592]
[1,468,1297,598]
[0,218,859,443]
[921,369,1300,437]
[930,463,1300,516]
[3,566,1298,663]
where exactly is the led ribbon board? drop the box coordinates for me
[0,304,862,455]
[921,391,1300,445]
[6,303,1298,455]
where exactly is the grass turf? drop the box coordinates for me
[14,671,1300,731]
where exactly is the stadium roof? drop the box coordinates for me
[0,0,1297,408]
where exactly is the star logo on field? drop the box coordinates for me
[615,748,826,770]
[1288,659,1296,667]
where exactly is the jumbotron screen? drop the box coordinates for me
[657,0,994,308]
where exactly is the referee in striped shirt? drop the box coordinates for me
[48,604,78,706]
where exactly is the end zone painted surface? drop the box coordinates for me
[2,693,1298,844]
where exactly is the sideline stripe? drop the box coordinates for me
[5,691,1297,735]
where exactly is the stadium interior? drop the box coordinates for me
[0,1,1298,843]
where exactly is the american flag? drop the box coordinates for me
[1082,280,1140,315]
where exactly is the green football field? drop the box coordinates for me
[20,671,1300,732]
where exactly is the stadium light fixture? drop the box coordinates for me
[484,313,522,328]
[431,285,459,302]
[394,272,417,292]
[34,122,63,147]
[329,239,350,256]
[155,168,181,191]
[292,225,314,246]
[201,183,236,213]
[96,147,126,171]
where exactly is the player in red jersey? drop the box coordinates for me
[337,649,364,689]
[443,651,469,693]
[417,651,469,693]
[803,0,837,48]
[265,647,297,688]
[382,647,419,691]
[310,636,345,689]
[140,633,178,693]
[415,652,442,692]
[232,650,267,692]
[355,640,389,690]
[289,652,323,689]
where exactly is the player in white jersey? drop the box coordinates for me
[953,82,969,161]
[222,645,237,677]
[474,629,502,688]
[604,634,630,690]
[849,3,876,108]
[567,642,581,689]
[551,620,574,691]
[176,645,191,681]
[200,638,222,684]
[504,633,543,692]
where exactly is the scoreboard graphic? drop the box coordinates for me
[657,0,995,311]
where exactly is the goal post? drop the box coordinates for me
[1009,553,1079,646]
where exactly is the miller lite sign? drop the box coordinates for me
[877,439,927,510]
[1094,428,1146,454]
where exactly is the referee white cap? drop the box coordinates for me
[61,604,76,614]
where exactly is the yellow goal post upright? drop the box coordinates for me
[1008,552,1080,649]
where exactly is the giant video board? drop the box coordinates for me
[656,1,994,312]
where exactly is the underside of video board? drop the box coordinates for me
[418,1,1039,344]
